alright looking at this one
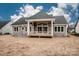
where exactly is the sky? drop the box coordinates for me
[0,3,57,20]
[0,3,79,24]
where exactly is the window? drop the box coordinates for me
[37,24,48,33]
[55,27,57,32]
[61,27,64,32]
[43,27,48,33]
[14,27,16,31]
[54,26,64,32]
[38,27,42,33]
[58,27,60,32]
[14,27,18,31]
[25,27,27,31]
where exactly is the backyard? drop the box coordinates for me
[0,35,79,56]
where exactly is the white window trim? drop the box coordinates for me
[54,26,64,33]
[37,24,49,34]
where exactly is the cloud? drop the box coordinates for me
[19,4,43,17]
[20,7,24,13]
[48,6,71,23]
[69,22,74,26]
[36,6,43,10]
[10,14,22,23]
[48,3,78,23]
[58,3,67,9]
[10,4,43,22]
[10,14,18,19]
[52,7,65,16]
[48,6,65,16]
[67,3,78,9]
[58,3,78,17]
[23,5,43,17]
[58,3,78,10]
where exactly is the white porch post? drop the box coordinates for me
[65,25,68,36]
[51,20,53,37]
[27,21,30,36]
[11,26,14,35]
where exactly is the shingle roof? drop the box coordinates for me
[12,11,53,25]
[12,17,27,25]
[11,11,68,25]
[54,16,68,24]
[26,10,53,19]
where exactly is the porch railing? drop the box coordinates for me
[29,31,51,36]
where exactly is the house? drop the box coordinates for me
[11,11,68,37]
[75,17,79,34]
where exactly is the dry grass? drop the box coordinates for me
[0,35,79,56]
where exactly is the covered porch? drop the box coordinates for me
[27,20,54,37]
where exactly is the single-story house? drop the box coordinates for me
[11,11,68,37]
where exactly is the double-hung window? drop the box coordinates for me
[14,27,18,31]
[54,26,64,32]
[55,27,57,32]
[25,27,27,31]
[61,27,64,32]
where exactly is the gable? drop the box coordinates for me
[54,16,68,24]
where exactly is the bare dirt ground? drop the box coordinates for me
[0,35,79,56]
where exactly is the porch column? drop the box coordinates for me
[32,22,34,33]
[27,21,30,36]
[11,26,14,35]
[51,20,53,37]
[65,25,68,36]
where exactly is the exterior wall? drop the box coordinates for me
[12,24,27,37]
[12,23,68,37]
[12,18,68,37]
[76,21,79,33]
[53,24,67,36]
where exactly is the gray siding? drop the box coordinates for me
[53,24,67,36]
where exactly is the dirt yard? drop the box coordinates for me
[0,35,79,56]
